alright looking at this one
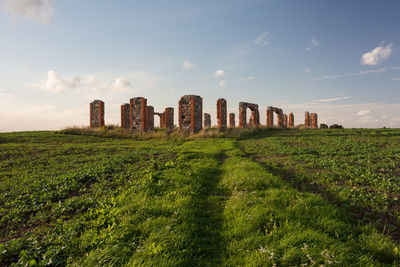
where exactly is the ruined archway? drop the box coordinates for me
[154,112,164,128]
[239,102,259,127]
[266,106,284,128]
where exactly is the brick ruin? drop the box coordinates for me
[204,113,211,128]
[304,111,318,128]
[239,102,259,127]
[164,107,174,130]
[90,100,105,128]
[146,106,154,130]
[217,98,227,129]
[266,106,284,128]
[179,95,203,133]
[288,112,294,128]
[91,97,321,132]
[120,103,130,130]
[229,113,235,128]
[130,97,147,131]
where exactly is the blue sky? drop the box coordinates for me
[0,0,399,131]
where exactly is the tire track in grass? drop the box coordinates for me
[175,139,233,266]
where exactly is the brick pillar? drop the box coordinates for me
[283,114,288,127]
[179,95,203,132]
[161,112,165,128]
[129,97,147,131]
[204,113,211,128]
[146,106,154,131]
[266,106,273,127]
[311,113,318,129]
[229,113,235,128]
[239,102,246,128]
[217,98,227,129]
[288,112,294,128]
[165,107,174,130]
[305,112,310,128]
[90,100,105,128]
[276,109,284,128]
[120,103,130,129]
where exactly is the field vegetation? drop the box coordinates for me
[1,128,400,266]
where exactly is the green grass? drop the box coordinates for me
[0,129,399,266]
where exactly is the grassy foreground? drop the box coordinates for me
[0,129,399,266]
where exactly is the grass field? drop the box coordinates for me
[1,129,400,266]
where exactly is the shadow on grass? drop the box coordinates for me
[182,151,229,266]
[240,147,400,244]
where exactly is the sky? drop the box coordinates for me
[0,0,400,132]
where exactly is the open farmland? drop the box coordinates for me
[1,129,400,266]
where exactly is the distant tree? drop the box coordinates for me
[320,123,328,129]
[329,124,344,129]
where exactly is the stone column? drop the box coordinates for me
[217,98,227,129]
[288,112,294,128]
[204,113,211,128]
[229,113,235,128]
[90,100,105,128]
[146,106,154,131]
[165,107,174,130]
[129,97,147,131]
[120,103,130,130]
[179,95,203,133]
[266,106,274,127]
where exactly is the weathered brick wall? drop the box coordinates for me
[165,107,174,130]
[217,98,227,129]
[305,112,310,127]
[146,106,154,130]
[311,113,318,129]
[204,113,211,128]
[179,95,203,133]
[229,113,235,128]
[120,103,130,129]
[288,112,294,128]
[283,114,288,127]
[90,100,105,128]
[239,102,259,127]
[130,97,147,131]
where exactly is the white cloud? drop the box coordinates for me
[312,66,400,81]
[215,70,225,77]
[219,80,227,87]
[305,68,311,73]
[30,70,154,94]
[182,60,195,70]
[390,77,400,81]
[111,78,132,92]
[357,110,370,116]
[31,70,69,94]
[361,43,393,66]
[254,32,269,46]
[238,76,254,82]
[306,37,319,52]
[318,96,351,102]
[1,0,54,24]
